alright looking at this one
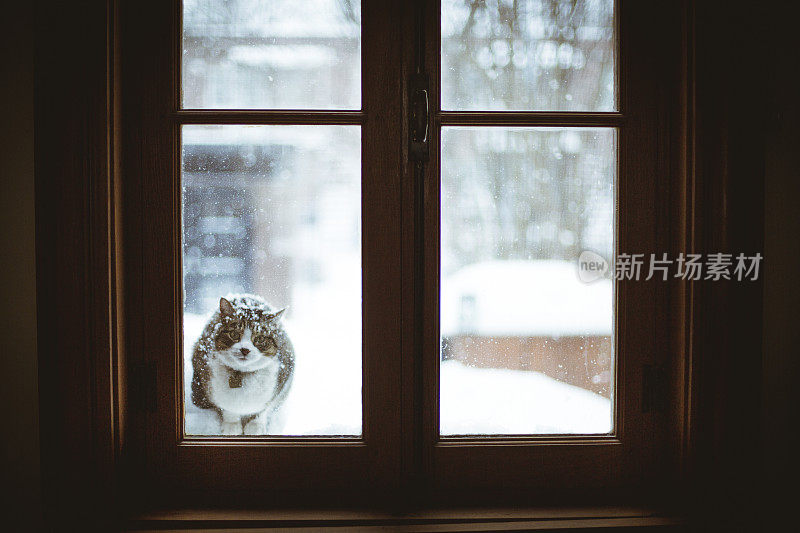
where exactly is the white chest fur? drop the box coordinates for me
[208,359,279,416]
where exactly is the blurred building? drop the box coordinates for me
[181,0,361,315]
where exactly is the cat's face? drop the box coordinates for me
[212,297,285,372]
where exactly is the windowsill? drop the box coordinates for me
[125,506,684,531]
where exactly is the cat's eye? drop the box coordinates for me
[227,330,241,342]
[254,336,277,356]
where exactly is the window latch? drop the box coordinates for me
[409,74,429,162]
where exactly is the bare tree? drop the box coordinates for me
[443,0,615,267]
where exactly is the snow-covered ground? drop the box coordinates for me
[183,311,612,437]
[440,360,611,435]
[184,291,364,436]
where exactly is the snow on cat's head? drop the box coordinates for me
[211,296,286,372]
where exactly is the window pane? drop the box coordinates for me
[183,0,361,109]
[440,127,615,435]
[442,0,615,111]
[182,125,361,436]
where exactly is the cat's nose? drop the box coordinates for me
[239,348,250,356]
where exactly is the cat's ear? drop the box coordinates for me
[267,308,286,321]
[219,297,235,316]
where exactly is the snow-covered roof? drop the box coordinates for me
[227,44,337,69]
[440,259,612,337]
[181,124,359,151]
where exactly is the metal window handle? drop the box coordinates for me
[410,75,429,162]
[412,88,429,144]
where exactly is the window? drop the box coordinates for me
[438,3,617,437]
[181,1,363,438]
[122,0,676,499]
[181,125,363,437]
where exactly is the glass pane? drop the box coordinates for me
[442,0,615,111]
[183,0,361,109]
[182,125,361,436]
[440,127,615,435]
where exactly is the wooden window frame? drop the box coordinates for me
[120,0,406,500]
[417,0,668,497]
[34,0,725,526]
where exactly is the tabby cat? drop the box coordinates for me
[191,295,294,435]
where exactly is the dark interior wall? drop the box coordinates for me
[0,0,41,529]
[688,4,800,528]
[761,3,800,524]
